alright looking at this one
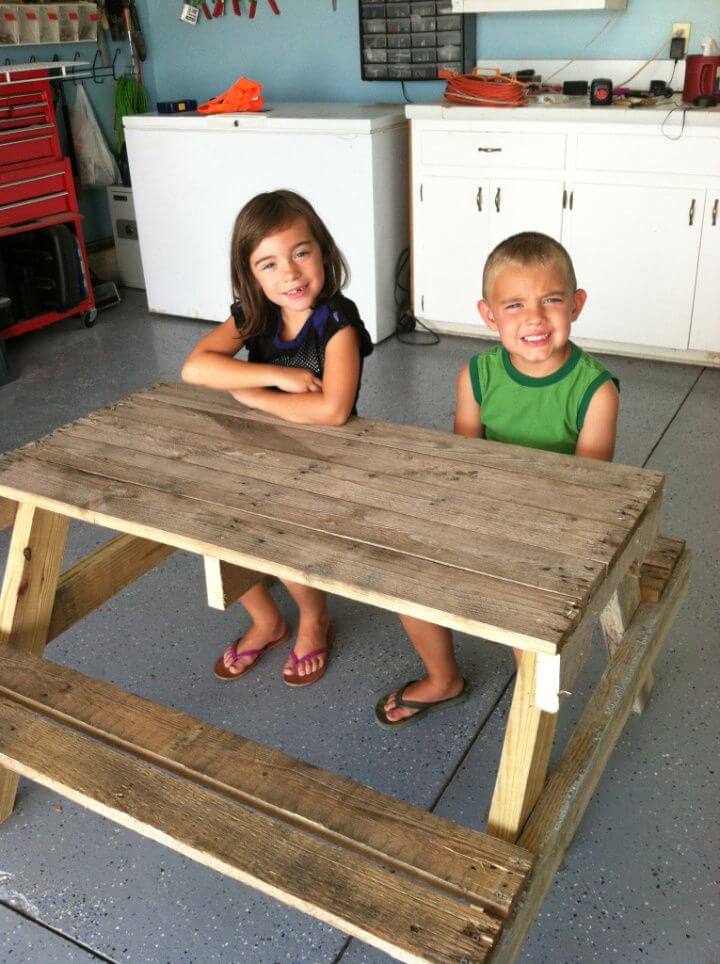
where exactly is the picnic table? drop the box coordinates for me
[0,382,690,962]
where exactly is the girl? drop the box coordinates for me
[182,189,372,687]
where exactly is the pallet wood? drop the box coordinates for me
[0,496,16,531]
[0,503,67,821]
[0,454,579,653]
[600,571,650,714]
[639,535,686,603]
[203,557,267,610]
[490,550,691,963]
[146,382,663,501]
[48,534,175,642]
[0,647,532,920]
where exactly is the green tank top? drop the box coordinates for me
[469,343,619,455]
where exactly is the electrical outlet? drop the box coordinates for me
[672,22,691,52]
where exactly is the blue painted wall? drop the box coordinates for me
[7,0,716,240]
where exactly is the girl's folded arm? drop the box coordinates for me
[181,316,285,391]
[231,326,361,426]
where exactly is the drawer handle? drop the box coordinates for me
[0,133,53,148]
[569,190,574,211]
[495,187,501,213]
[476,186,482,211]
[713,198,718,227]
[1,171,61,189]
[563,189,567,209]
[0,190,68,212]
[478,147,502,153]
[689,198,696,226]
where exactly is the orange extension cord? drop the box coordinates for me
[440,68,529,108]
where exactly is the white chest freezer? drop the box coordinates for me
[124,103,409,342]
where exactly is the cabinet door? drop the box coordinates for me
[489,178,565,249]
[566,183,703,350]
[689,194,720,352]
[414,176,490,326]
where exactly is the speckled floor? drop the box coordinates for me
[0,291,717,964]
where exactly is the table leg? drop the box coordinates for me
[0,503,68,821]
[488,651,558,843]
[601,570,652,714]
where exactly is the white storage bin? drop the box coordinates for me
[78,3,99,42]
[40,5,61,44]
[0,5,20,46]
[58,3,80,42]
[18,7,42,44]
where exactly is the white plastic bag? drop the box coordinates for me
[69,85,121,188]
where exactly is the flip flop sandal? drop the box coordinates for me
[374,678,470,730]
[213,626,291,681]
[283,624,335,688]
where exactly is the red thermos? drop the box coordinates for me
[682,55,720,104]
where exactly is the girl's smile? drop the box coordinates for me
[250,218,325,330]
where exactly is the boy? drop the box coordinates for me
[377,232,619,728]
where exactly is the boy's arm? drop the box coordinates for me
[231,327,361,427]
[181,317,321,394]
[575,380,619,461]
[454,365,484,438]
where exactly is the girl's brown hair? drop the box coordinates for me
[230,190,350,341]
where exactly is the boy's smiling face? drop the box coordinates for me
[478,260,587,377]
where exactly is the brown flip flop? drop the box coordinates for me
[283,623,335,688]
[213,626,291,680]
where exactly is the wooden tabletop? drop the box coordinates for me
[0,382,664,654]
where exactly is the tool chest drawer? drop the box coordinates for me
[0,92,53,132]
[0,188,70,229]
[0,122,60,167]
[0,159,70,209]
[420,130,566,170]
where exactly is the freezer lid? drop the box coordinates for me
[123,102,407,134]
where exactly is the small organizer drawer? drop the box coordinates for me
[421,130,566,170]
[0,160,69,208]
[0,189,70,228]
[576,134,720,178]
[0,123,60,166]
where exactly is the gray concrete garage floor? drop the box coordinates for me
[0,291,717,964]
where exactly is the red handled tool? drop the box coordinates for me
[248,0,279,16]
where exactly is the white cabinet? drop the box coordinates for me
[125,105,408,343]
[451,1,626,10]
[414,173,565,326]
[409,106,720,363]
[567,183,703,351]
[689,194,720,352]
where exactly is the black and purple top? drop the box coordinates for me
[231,293,373,413]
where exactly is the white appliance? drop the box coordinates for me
[452,0,626,10]
[124,104,409,342]
[107,186,145,289]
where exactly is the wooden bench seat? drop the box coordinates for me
[0,649,533,963]
[640,535,686,603]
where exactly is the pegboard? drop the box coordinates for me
[359,1,476,82]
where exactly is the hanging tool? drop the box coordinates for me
[95,0,111,67]
[232,0,243,14]
[248,0,280,17]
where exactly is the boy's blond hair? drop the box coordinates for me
[482,232,577,300]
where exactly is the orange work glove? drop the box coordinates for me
[198,76,264,114]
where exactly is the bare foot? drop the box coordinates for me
[383,676,465,724]
[219,618,289,676]
[283,615,331,680]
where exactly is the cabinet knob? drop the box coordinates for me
[476,186,482,211]
[689,198,696,226]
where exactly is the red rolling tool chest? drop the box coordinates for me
[0,68,96,340]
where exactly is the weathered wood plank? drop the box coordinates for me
[0,455,571,651]
[72,404,627,567]
[45,425,601,603]
[0,496,16,532]
[601,570,651,715]
[125,391,652,529]
[0,697,508,963]
[0,503,68,821]
[203,557,267,610]
[639,535,686,603]
[490,550,691,964]
[146,382,663,501]
[487,652,557,843]
[0,647,532,919]
[48,534,175,641]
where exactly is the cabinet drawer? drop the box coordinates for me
[0,123,59,166]
[576,134,720,178]
[0,189,70,228]
[0,162,68,207]
[421,130,566,170]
